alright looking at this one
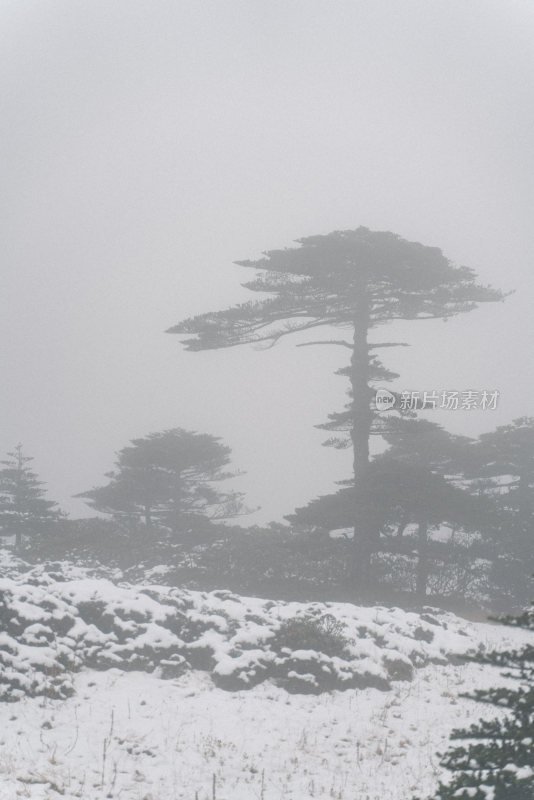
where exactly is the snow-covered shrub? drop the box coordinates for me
[0,562,480,702]
[271,614,352,658]
[0,583,80,701]
[382,655,414,681]
[158,653,190,679]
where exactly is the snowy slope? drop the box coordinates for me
[0,560,531,799]
[0,564,489,701]
[0,640,529,800]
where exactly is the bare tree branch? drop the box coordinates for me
[296,339,353,349]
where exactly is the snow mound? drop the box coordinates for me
[0,563,480,701]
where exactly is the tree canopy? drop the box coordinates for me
[170,228,504,349]
[289,418,486,598]
[76,429,245,534]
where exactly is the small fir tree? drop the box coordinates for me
[418,606,534,800]
[0,444,61,549]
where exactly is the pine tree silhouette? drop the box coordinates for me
[418,605,534,799]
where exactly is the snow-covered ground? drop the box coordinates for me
[0,557,531,799]
[0,641,528,800]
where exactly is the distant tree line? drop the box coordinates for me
[1,228,532,611]
[2,419,532,612]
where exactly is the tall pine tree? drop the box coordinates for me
[169,228,505,590]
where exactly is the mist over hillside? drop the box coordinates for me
[1,2,533,798]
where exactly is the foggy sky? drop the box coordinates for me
[1,0,533,524]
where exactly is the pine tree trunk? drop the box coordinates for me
[15,462,23,551]
[350,283,374,592]
[15,520,22,552]
[396,510,410,537]
[517,473,530,532]
[416,518,429,598]
[144,506,152,528]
